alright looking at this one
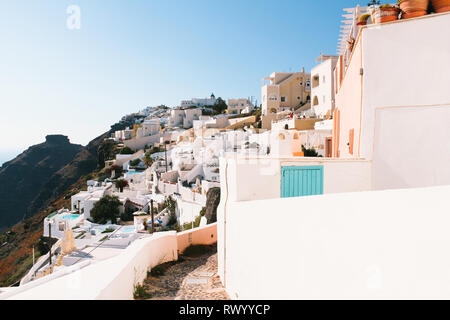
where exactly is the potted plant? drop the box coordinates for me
[357,13,372,25]
[431,0,450,12]
[398,0,430,19]
[372,4,401,23]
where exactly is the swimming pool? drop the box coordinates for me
[62,214,81,220]
[119,226,136,234]
[126,171,143,176]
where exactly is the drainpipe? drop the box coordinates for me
[48,222,52,268]
[223,159,229,288]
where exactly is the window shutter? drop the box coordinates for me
[349,128,354,155]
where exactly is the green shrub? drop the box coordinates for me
[302,145,320,157]
[75,231,86,239]
[359,13,371,22]
[101,227,116,234]
[119,146,134,155]
[182,222,193,231]
[91,195,121,224]
[129,159,141,167]
[120,210,134,222]
[115,179,129,192]
[133,283,151,299]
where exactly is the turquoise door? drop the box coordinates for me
[281,166,324,198]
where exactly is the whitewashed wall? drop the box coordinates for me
[123,134,161,151]
[372,105,450,190]
[218,184,450,299]
[3,224,218,300]
[360,13,450,160]
[220,156,372,202]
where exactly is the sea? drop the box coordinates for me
[0,150,20,167]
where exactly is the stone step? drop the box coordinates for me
[184,277,208,285]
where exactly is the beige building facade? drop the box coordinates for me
[227,98,254,115]
[261,69,311,116]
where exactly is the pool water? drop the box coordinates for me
[126,171,143,176]
[62,214,81,220]
[120,226,136,233]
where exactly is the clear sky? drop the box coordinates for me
[0,0,363,165]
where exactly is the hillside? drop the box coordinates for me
[0,116,141,286]
[26,132,109,219]
[0,135,83,232]
[0,174,91,286]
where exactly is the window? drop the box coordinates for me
[281,97,286,102]
[323,76,326,83]
[299,82,303,86]
[312,75,320,88]
[297,96,301,100]
[269,95,277,101]
[313,96,319,106]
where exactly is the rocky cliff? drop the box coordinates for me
[0,135,83,230]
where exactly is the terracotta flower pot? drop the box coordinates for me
[402,11,428,18]
[431,0,450,12]
[372,7,401,23]
[399,0,430,19]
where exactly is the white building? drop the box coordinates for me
[180,93,217,108]
[193,115,230,130]
[227,99,254,115]
[311,54,339,119]
[114,127,134,141]
[71,184,114,220]
[167,108,202,129]
[135,119,160,138]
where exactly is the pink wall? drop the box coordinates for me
[335,34,363,158]
[177,223,217,254]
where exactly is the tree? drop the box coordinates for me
[115,179,129,192]
[129,159,141,167]
[91,195,121,224]
[119,146,134,155]
[143,152,153,167]
[165,196,177,226]
[212,97,228,115]
[108,165,123,179]
[37,236,51,255]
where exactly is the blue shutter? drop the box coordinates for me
[281,166,324,198]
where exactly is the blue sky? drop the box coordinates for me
[0,0,363,164]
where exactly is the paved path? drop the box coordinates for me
[141,248,230,300]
